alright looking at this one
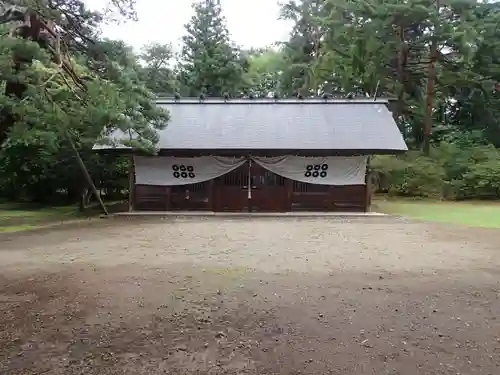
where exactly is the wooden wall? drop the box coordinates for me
[133,162,368,212]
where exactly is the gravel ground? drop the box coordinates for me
[1,216,500,374]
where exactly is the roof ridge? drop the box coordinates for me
[155,97,393,104]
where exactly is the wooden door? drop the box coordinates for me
[214,161,289,212]
[170,181,211,211]
[291,181,332,211]
[249,162,288,212]
[214,162,250,212]
[134,185,169,211]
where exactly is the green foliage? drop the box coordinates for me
[3,0,500,206]
[276,0,500,202]
[372,143,500,200]
[242,48,286,97]
[139,42,178,95]
[0,1,168,204]
[278,0,500,147]
[372,152,446,198]
[179,0,248,97]
[279,0,326,96]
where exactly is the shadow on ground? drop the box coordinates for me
[1,264,499,375]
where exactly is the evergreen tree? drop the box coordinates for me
[0,1,169,205]
[139,42,179,96]
[243,48,286,97]
[179,0,247,97]
[279,0,328,97]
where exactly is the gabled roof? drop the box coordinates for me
[94,98,407,153]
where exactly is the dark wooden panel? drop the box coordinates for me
[215,187,249,212]
[214,162,289,212]
[250,188,287,212]
[214,163,249,212]
[331,185,366,212]
[291,181,331,211]
[292,192,331,211]
[134,185,168,211]
[249,163,287,212]
[293,181,330,193]
[291,184,366,212]
[170,181,211,211]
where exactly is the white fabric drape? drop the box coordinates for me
[252,155,368,185]
[134,156,246,186]
[134,155,368,186]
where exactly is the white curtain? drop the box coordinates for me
[252,155,368,185]
[134,156,246,186]
[134,155,368,186]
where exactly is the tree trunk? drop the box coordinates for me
[128,155,135,212]
[423,0,440,155]
[79,191,86,212]
[63,128,109,215]
[395,25,408,122]
[423,42,437,155]
[0,63,28,145]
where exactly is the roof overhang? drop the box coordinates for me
[93,97,407,154]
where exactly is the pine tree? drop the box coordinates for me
[0,1,168,210]
[279,0,328,97]
[179,0,247,97]
[139,42,179,95]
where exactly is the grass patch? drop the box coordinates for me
[0,224,38,233]
[376,198,500,228]
[0,206,77,218]
[0,206,80,233]
[0,201,126,233]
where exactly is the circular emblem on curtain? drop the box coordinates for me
[172,164,196,179]
[304,163,329,178]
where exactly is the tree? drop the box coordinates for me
[439,1,500,147]
[0,1,169,207]
[285,0,498,149]
[242,47,286,97]
[279,0,328,96]
[179,0,248,97]
[139,42,179,95]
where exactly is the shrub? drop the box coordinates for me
[371,142,500,200]
[371,152,445,197]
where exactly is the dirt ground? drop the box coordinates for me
[1,216,500,375]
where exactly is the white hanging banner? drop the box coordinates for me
[252,155,368,185]
[134,156,246,186]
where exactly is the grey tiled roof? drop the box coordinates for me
[94,98,407,152]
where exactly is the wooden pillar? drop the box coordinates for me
[364,157,372,212]
[285,178,293,211]
[329,185,335,212]
[128,155,135,212]
[165,187,171,211]
[209,179,216,211]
